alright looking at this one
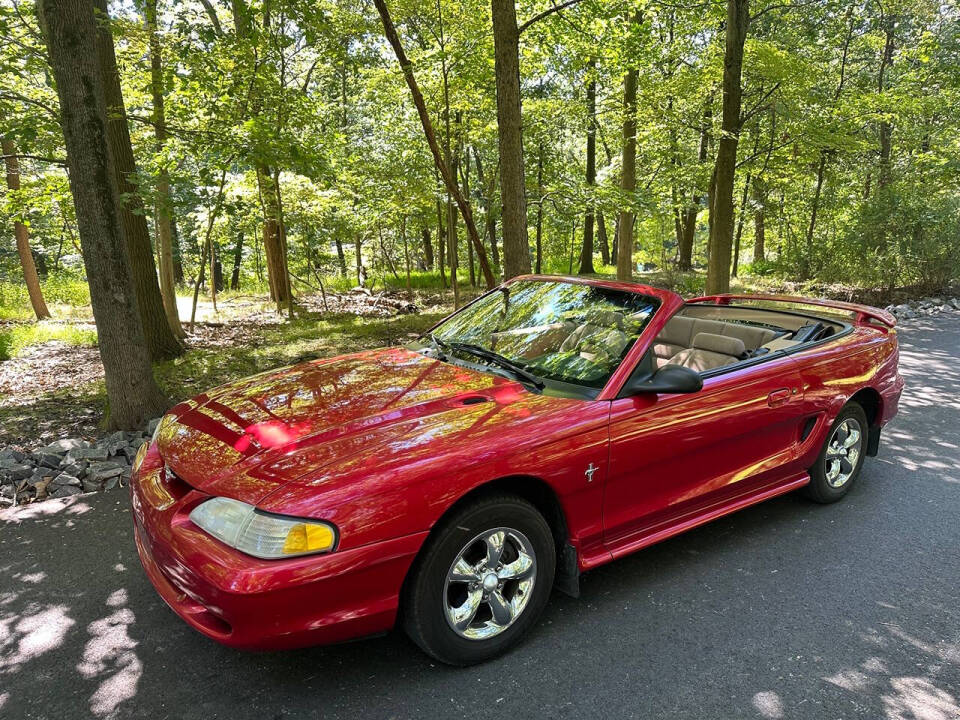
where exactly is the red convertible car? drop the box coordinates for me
[131,275,903,665]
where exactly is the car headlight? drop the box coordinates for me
[188,497,336,559]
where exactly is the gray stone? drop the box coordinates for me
[104,476,120,491]
[41,438,89,454]
[0,484,14,499]
[950,298,960,310]
[50,485,81,498]
[38,452,62,469]
[82,478,100,493]
[51,473,82,488]
[70,447,109,462]
[88,462,126,482]
[941,305,952,313]
[147,417,162,434]
[60,461,87,477]
[0,448,27,463]
[4,465,33,482]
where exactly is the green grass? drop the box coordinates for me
[0,322,98,361]
[0,276,92,321]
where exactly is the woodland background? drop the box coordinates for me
[1,0,958,434]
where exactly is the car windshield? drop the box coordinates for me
[430,280,660,389]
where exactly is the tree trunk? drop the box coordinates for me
[375,0,495,288]
[616,50,639,281]
[534,142,543,274]
[877,20,895,190]
[579,58,597,275]
[334,236,347,275]
[230,231,243,290]
[257,167,290,305]
[2,140,51,320]
[145,0,184,338]
[597,211,610,265]
[752,176,766,263]
[705,0,749,296]
[38,0,168,428]
[93,0,183,359]
[679,103,712,271]
[491,0,531,279]
[803,153,827,278]
[171,216,184,284]
[421,226,434,269]
[732,171,751,278]
[436,197,447,286]
[472,146,500,271]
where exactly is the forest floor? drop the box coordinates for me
[0,287,470,448]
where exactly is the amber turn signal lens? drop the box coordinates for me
[282,523,336,555]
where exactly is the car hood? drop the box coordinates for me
[156,347,554,504]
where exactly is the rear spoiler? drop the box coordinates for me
[687,293,897,328]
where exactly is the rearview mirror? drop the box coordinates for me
[623,364,703,395]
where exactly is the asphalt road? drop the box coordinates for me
[2,314,959,720]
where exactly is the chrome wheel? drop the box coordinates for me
[825,417,863,488]
[443,528,536,640]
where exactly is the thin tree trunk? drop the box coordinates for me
[334,236,347,275]
[705,0,749,295]
[375,0,495,288]
[616,29,639,282]
[732,171,751,278]
[145,0,184,338]
[803,153,827,278]
[579,57,597,275]
[230,231,243,290]
[421,226,434,270]
[877,19,895,190]
[753,176,766,262]
[534,142,543,274]
[472,146,500,271]
[436,197,447,286]
[679,103,712,271]
[191,167,228,325]
[171,216,184,284]
[491,0,531,279]
[2,139,51,320]
[38,0,167,428]
[597,212,610,265]
[402,217,412,300]
[93,0,183,360]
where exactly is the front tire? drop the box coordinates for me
[803,403,869,504]
[402,495,556,666]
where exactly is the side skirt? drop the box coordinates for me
[583,472,810,571]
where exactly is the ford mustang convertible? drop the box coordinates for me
[131,275,903,665]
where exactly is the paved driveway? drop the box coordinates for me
[2,315,959,720]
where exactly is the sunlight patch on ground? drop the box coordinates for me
[0,604,75,674]
[882,677,959,720]
[751,691,784,718]
[77,588,142,719]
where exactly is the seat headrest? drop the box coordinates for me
[691,332,745,358]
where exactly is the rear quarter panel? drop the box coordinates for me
[790,325,902,464]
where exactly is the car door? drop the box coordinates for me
[602,351,807,553]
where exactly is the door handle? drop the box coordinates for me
[767,388,792,407]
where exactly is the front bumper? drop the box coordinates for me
[130,448,427,650]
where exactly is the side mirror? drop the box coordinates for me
[623,364,703,395]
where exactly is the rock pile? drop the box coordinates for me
[884,296,960,321]
[0,418,161,507]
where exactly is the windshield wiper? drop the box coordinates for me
[446,342,545,389]
[423,332,451,359]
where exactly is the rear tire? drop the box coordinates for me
[402,494,556,666]
[803,403,869,504]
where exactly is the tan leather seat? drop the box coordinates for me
[665,332,746,372]
[653,314,778,366]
